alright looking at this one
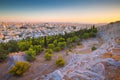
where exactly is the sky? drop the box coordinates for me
[0,0,120,23]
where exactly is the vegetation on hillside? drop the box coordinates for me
[0,26,97,62]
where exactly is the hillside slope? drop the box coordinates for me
[42,21,120,80]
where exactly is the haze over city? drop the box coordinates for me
[0,0,120,23]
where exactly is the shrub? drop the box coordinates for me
[9,62,30,76]
[58,38,65,42]
[89,32,96,37]
[72,36,79,42]
[48,44,55,49]
[53,40,57,46]
[18,41,31,51]
[82,33,89,39]
[44,53,52,61]
[45,49,53,54]
[66,50,69,55]
[25,49,36,61]
[0,47,8,62]
[66,38,72,47]
[26,55,36,61]
[55,56,65,67]
[54,47,61,52]
[58,42,66,49]
[30,45,43,55]
[91,46,96,51]
[7,40,19,53]
[0,54,7,62]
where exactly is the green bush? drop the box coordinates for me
[30,45,43,55]
[7,40,19,53]
[18,41,31,51]
[58,42,66,49]
[0,54,7,62]
[25,49,36,61]
[82,33,90,39]
[9,62,30,76]
[44,53,52,61]
[53,40,57,46]
[66,38,72,46]
[89,32,96,37]
[45,49,53,54]
[26,55,36,61]
[91,46,96,51]
[54,46,61,52]
[0,47,8,62]
[55,57,65,67]
[72,36,79,42]
[48,43,55,49]
[58,38,65,42]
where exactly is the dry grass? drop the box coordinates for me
[76,45,84,48]
[112,55,120,61]
[103,62,120,80]
[101,52,120,61]
[101,52,112,58]
[115,37,120,44]
[78,49,91,54]
[9,52,25,56]
[112,48,120,53]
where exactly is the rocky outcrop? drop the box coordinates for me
[98,21,120,42]
[8,52,26,69]
[42,21,120,80]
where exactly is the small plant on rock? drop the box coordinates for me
[55,55,65,67]
[91,46,96,51]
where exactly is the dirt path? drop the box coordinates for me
[0,61,10,80]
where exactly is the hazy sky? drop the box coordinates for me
[0,0,120,23]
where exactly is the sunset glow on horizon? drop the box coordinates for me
[0,0,120,23]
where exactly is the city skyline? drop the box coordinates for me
[0,0,120,23]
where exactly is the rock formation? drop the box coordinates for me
[8,52,26,69]
[42,21,120,80]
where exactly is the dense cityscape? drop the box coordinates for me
[0,22,93,43]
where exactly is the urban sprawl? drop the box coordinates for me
[0,22,93,43]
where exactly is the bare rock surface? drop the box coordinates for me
[8,52,26,68]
